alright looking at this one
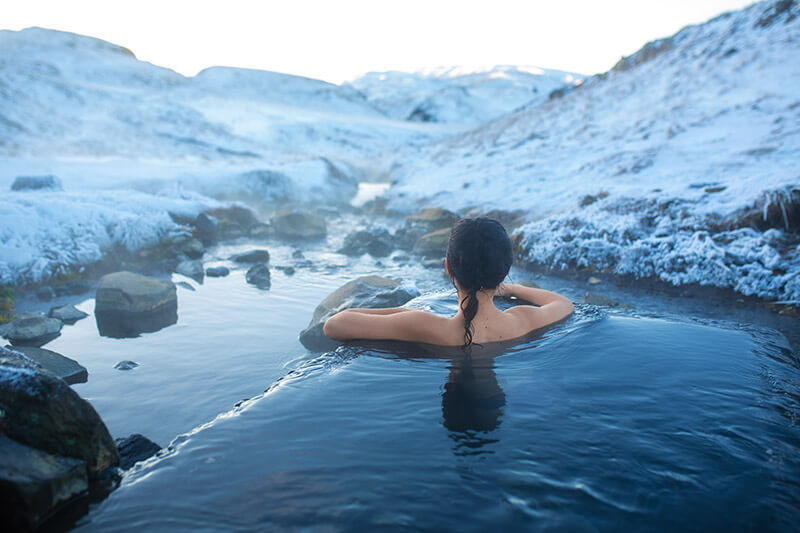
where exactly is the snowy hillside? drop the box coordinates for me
[347,66,582,125]
[387,0,800,301]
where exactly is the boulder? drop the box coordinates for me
[115,434,161,470]
[299,275,420,351]
[169,235,204,259]
[176,260,204,282]
[192,212,220,245]
[49,305,89,325]
[339,227,394,257]
[271,210,327,240]
[405,208,459,233]
[206,205,259,238]
[10,346,88,385]
[95,272,177,338]
[36,286,54,302]
[248,223,272,240]
[413,228,451,258]
[11,175,63,192]
[245,264,271,289]
[231,249,270,264]
[4,313,62,347]
[205,266,230,278]
[0,346,119,475]
[0,435,88,531]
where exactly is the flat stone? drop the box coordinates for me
[245,264,271,289]
[10,346,88,385]
[5,313,63,347]
[206,266,230,278]
[115,434,161,470]
[299,275,420,351]
[176,260,204,282]
[48,305,89,325]
[95,272,177,338]
[0,435,88,531]
[0,346,119,475]
[231,250,270,264]
[95,272,176,314]
[271,209,327,240]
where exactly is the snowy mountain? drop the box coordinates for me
[387,0,800,301]
[346,66,582,125]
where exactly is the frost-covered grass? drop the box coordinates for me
[387,0,800,301]
[0,189,216,285]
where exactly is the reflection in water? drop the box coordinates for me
[95,303,178,338]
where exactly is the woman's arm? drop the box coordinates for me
[500,283,574,327]
[323,308,442,343]
[337,307,411,315]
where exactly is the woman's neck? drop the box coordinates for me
[454,288,498,318]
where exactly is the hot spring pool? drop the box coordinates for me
[65,281,799,531]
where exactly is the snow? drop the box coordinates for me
[386,0,800,301]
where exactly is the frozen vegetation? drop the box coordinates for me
[0,0,798,302]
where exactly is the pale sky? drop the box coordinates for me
[2,0,755,83]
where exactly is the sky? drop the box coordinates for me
[2,0,756,83]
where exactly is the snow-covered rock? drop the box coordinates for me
[387,0,800,301]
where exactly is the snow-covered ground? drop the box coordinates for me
[1,1,798,302]
[386,0,800,301]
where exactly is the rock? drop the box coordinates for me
[299,275,420,351]
[115,434,161,470]
[5,313,63,347]
[406,208,459,233]
[95,272,177,338]
[245,264,271,289]
[588,276,602,285]
[582,292,632,309]
[339,227,394,257]
[206,266,230,278]
[248,223,272,240]
[176,260,204,282]
[275,266,296,276]
[0,435,88,531]
[48,305,89,325]
[176,281,195,291]
[114,360,138,371]
[0,346,119,475]
[422,258,443,269]
[413,228,451,258]
[53,281,92,297]
[36,286,54,302]
[11,175,62,192]
[292,250,305,259]
[271,209,327,240]
[169,235,204,259]
[392,253,409,263]
[10,346,88,385]
[192,212,220,245]
[231,249,270,264]
[206,205,259,238]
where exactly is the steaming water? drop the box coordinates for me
[33,237,800,531]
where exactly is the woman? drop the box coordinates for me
[323,217,574,347]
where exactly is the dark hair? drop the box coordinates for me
[445,217,513,347]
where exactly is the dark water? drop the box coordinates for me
[70,289,800,531]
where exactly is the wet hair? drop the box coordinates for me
[445,217,513,347]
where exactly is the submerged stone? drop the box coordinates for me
[0,346,119,476]
[10,346,88,385]
[4,313,63,347]
[114,360,139,371]
[582,292,632,309]
[49,305,89,324]
[0,435,88,531]
[176,260,205,283]
[115,434,161,470]
[299,275,420,351]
